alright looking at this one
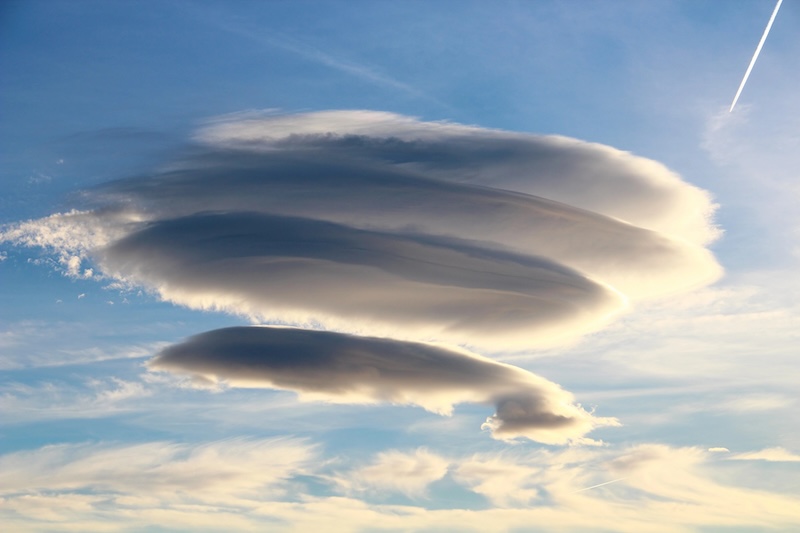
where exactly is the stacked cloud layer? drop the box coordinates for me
[0,110,723,443]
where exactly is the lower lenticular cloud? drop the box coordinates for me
[149,326,619,444]
[0,110,722,350]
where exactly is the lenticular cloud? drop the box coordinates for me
[0,110,723,443]
[149,326,619,444]
[1,110,721,349]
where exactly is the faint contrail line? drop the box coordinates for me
[571,477,627,494]
[182,1,451,109]
[729,0,783,112]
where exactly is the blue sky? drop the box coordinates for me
[1,1,799,531]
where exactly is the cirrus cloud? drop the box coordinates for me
[4,439,799,533]
[728,447,800,462]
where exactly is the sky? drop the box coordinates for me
[0,1,799,532]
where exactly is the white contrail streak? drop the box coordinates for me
[729,0,783,112]
[570,477,627,494]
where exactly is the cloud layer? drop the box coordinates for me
[3,439,799,533]
[149,326,618,444]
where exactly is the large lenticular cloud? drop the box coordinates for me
[149,326,619,444]
[1,110,722,350]
[0,110,723,442]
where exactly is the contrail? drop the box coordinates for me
[571,477,627,494]
[729,0,783,112]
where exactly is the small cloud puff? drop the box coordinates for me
[727,447,800,462]
[336,448,449,498]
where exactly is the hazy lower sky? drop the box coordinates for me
[1,1,799,532]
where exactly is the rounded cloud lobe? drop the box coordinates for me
[0,110,723,442]
[149,326,619,444]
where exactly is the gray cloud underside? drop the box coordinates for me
[101,212,621,346]
[149,326,618,444]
